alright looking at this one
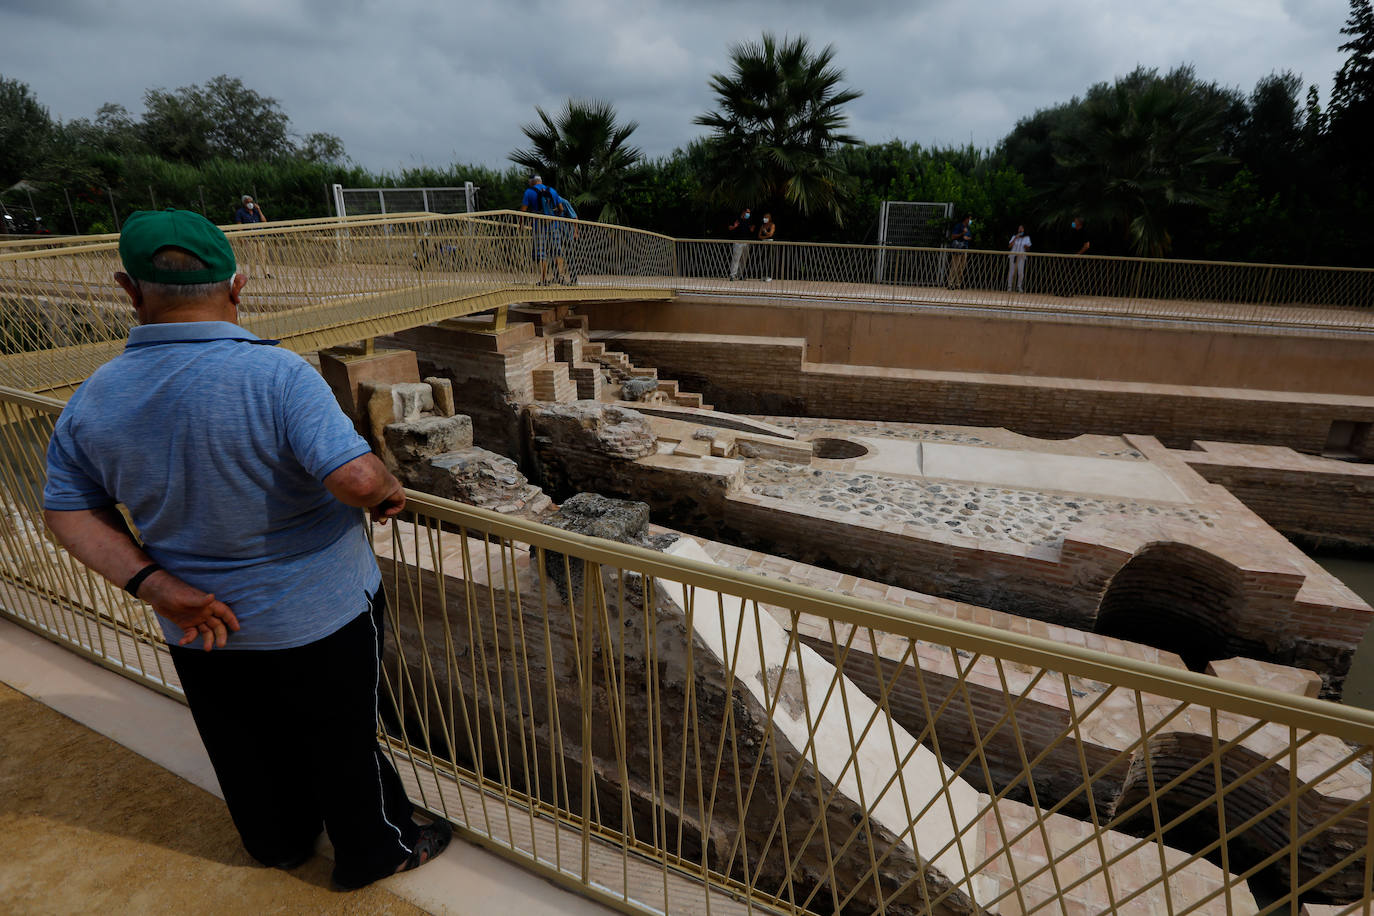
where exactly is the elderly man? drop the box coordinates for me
[41,209,450,889]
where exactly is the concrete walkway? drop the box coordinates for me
[0,617,614,916]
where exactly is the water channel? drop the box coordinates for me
[1313,555,1374,710]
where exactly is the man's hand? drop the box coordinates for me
[140,571,240,651]
[324,452,406,525]
[370,482,406,525]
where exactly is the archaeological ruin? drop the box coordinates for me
[4,216,1372,914]
[306,285,1373,911]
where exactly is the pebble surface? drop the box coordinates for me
[741,459,1213,548]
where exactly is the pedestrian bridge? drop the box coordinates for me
[3,213,1374,915]
[1,210,1371,398]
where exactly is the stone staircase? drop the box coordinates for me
[580,341,709,410]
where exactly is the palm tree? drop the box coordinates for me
[509,99,643,224]
[1047,66,1235,257]
[694,33,862,224]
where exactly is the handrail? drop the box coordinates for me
[2,383,1371,913]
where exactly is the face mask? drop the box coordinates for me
[1071,220,1078,228]
[247,203,255,210]
[744,212,750,219]
[762,217,770,224]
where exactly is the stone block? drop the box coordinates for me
[621,377,659,401]
[318,347,420,428]
[402,445,552,519]
[538,492,661,594]
[432,317,537,352]
[390,382,435,423]
[425,376,455,417]
[384,415,474,463]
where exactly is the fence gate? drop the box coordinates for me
[876,200,953,283]
[332,183,478,218]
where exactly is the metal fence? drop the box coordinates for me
[3,383,1374,914]
[0,212,676,394]
[5,214,1371,395]
[332,184,479,218]
[673,239,1374,331]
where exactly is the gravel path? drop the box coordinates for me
[742,460,1213,548]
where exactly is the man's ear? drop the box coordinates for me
[228,273,247,306]
[114,272,143,313]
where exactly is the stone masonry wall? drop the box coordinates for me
[593,331,1374,453]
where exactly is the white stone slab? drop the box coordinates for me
[844,437,1191,503]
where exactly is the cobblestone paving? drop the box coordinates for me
[741,460,1213,547]
[757,416,1146,460]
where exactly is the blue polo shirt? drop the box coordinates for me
[521,184,563,216]
[43,321,381,650]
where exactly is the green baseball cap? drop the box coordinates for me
[118,208,237,284]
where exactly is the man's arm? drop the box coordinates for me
[324,452,406,524]
[42,506,240,651]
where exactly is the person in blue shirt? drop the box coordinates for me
[42,209,451,890]
[519,174,568,285]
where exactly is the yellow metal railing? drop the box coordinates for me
[0,212,676,394]
[673,238,1374,330]
[4,384,1373,914]
[5,214,1372,392]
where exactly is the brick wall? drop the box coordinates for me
[594,331,1374,453]
[1183,443,1374,551]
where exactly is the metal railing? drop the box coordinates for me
[4,214,1372,391]
[0,212,676,394]
[4,384,1373,914]
[674,238,1374,330]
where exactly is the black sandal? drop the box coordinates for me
[333,820,453,890]
[395,820,453,875]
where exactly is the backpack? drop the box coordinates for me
[533,184,559,217]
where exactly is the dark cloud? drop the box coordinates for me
[0,0,1352,172]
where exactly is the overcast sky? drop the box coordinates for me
[1,0,1355,174]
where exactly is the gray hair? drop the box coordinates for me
[134,247,235,302]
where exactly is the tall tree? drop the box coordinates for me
[694,33,862,224]
[140,76,293,164]
[510,99,643,224]
[1329,0,1374,157]
[0,76,54,186]
[1044,66,1238,256]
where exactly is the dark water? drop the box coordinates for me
[1312,555,1374,710]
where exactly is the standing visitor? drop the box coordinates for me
[726,207,754,280]
[233,195,271,278]
[234,195,266,224]
[756,212,777,282]
[947,214,973,289]
[1061,216,1091,296]
[520,174,569,285]
[1007,225,1032,292]
[41,209,452,891]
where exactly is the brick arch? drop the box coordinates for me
[1093,542,1248,671]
